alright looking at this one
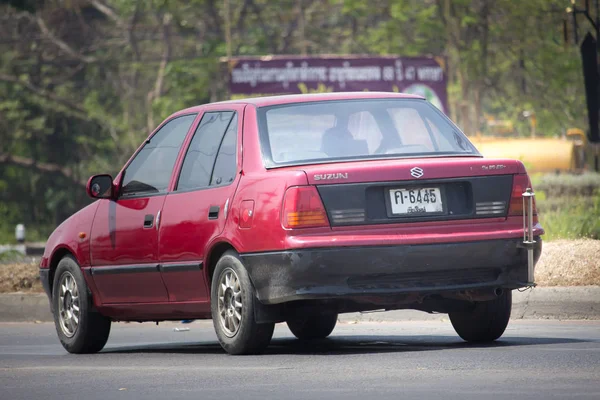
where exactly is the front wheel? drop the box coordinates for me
[287,313,338,340]
[449,290,512,343]
[211,251,274,355]
[52,256,111,353]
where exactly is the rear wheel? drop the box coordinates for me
[449,290,512,343]
[211,251,274,355]
[52,256,111,354]
[287,313,338,340]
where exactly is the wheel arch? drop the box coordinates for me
[48,246,77,294]
[204,241,239,285]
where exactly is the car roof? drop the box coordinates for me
[174,92,426,115]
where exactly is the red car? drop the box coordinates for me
[40,92,543,355]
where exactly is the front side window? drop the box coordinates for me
[121,114,196,196]
[258,99,478,167]
[177,111,236,191]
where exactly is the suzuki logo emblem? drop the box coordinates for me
[410,167,424,178]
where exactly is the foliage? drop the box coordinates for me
[0,0,593,241]
[536,172,600,197]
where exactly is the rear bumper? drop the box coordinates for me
[240,237,542,304]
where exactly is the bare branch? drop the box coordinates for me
[277,0,317,54]
[0,74,121,140]
[0,153,86,187]
[128,3,143,61]
[36,16,97,63]
[45,64,86,87]
[279,6,301,54]
[248,0,277,53]
[90,0,125,27]
[207,0,224,38]
[146,12,173,132]
[0,73,88,116]
[152,14,172,100]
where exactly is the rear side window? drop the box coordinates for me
[211,114,238,186]
[121,114,196,196]
[177,111,236,191]
[258,99,478,167]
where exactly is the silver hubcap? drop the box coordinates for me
[58,272,80,338]
[217,269,243,337]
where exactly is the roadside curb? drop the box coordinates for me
[1,287,599,322]
[0,293,53,322]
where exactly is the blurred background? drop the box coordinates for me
[0,0,598,252]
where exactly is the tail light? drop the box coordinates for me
[508,174,538,220]
[282,186,329,229]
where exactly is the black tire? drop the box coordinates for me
[287,313,338,340]
[211,251,275,355]
[52,256,111,353]
[449,290,512,343]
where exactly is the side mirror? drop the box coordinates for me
[86,174,115,199]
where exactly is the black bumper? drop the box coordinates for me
[240,238,542,304]
[39,269,52,300]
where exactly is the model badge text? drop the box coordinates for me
[314,173,348,180]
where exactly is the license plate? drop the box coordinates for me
[389,187,443,215]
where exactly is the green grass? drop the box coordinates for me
[535,173,600,241]
[538,205,600,241]
[0,250,26,263]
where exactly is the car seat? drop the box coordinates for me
[320,126,369,158]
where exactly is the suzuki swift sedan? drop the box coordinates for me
[40,92,543,355]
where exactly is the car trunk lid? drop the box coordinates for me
[298,157,524,226]
[303,157,523,185]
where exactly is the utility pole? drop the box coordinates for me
[567,0,600,171]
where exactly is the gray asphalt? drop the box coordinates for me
[1,319,599,400]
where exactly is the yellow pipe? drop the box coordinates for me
[472,138,576,173]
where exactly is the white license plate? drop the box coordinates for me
[389,187,443,215]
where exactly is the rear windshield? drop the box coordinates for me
[257,99,479,167]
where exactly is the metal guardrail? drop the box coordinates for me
[0,244,45,257]
[522,188,536,285]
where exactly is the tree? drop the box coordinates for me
[0,0,587,241]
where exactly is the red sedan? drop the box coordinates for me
[39,92,543,355]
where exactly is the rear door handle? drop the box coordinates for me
[143,214,154,228]
[208,206,219,220]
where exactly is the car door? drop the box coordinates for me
[89,114,198,304]
[158,106,244,302]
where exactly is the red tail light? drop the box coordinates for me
[508,174,538,219]
[282,186,329,229]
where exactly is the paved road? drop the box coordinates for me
[1,319,599,400]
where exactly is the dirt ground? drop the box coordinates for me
[0,261,43,293]
[534,239,600,286]
[0,239,598,293]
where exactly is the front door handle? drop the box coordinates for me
[143,214,154,228]
[208,206,219,220]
